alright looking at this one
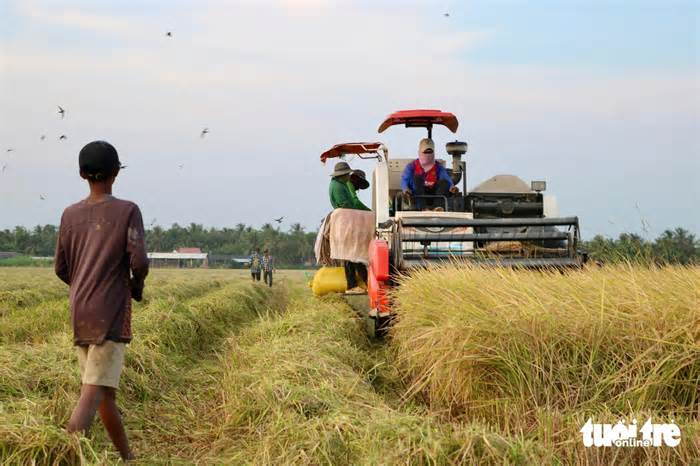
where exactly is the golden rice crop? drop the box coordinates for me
[391,263,700,463]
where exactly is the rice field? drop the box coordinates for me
[392,263,700,464]
[0,265,698,465]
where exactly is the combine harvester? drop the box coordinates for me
[319,109,587,336]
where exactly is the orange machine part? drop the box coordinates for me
[368,268,389,313]
[368,239,390,313]
[369,239,389,281]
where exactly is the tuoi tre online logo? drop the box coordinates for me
[580,418,680,448]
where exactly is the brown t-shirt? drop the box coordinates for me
[54,195,149,346]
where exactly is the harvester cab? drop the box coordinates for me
[320,109,586,336]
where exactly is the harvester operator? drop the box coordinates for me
[328,161,369,294]
[401,138,459,211]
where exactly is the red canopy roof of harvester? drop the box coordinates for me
[320,142,383,163]
[377,109,459,133]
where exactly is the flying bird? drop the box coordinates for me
[274,216,284,224]
[200,128,209,138]
[177,164,184,169]
[166,31,172,37]
[40,135,46,141]
[39,195,46,201]
[443,12,450,17]
[59,135,67,141]
[57,106,66,119]
[6,148,13,153]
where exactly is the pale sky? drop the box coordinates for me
[1,0,698,238]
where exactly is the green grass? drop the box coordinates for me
[0,256,53,267]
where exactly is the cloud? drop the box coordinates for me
[15,0,145,38]
[1,0,698,236]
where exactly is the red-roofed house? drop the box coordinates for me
[147,247,208,268]
[175,247,202,254]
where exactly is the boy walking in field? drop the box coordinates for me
[54,141,149,461]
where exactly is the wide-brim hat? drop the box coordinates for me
[351,169,370,189]
[331,161,353,177]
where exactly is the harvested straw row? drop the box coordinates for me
[391,263,700,463]
[0,275,227,345]
[0,287,66,310]
[203,293,543,465]
[0,280,284,465]
[0,299,69,344]
[0,268,64,291]
[0,268,232,311]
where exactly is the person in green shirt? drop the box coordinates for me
[329,161,356,209]
[328,161,369,294]
[347,169,371,211]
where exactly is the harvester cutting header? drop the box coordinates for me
[316,109,587,335]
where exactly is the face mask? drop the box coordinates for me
[419,151,435,168]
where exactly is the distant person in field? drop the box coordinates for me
[401,138,458,211]
[54,140,148,462]
[249,247,262,281]
[328,161,368,295]
[262,249,274,287]
[347,169,371,211]
[261,249,275,287]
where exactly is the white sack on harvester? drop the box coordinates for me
[314,213,334,266]
[316,208,375,265]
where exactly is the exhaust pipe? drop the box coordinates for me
[446,141,467,186]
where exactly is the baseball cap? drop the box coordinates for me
[419,138,435,153]
[79,141,124,179]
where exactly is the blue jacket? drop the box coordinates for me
[400,160,453,192]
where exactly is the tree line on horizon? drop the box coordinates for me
[0,224,697,266]
[583,228,698,265]
[0,222,317,267]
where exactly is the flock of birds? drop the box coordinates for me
[5,105,210,154]
[1,14,455,222]
[3,100,283,225]
[3,30,210,183]
[3,97,211,203]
